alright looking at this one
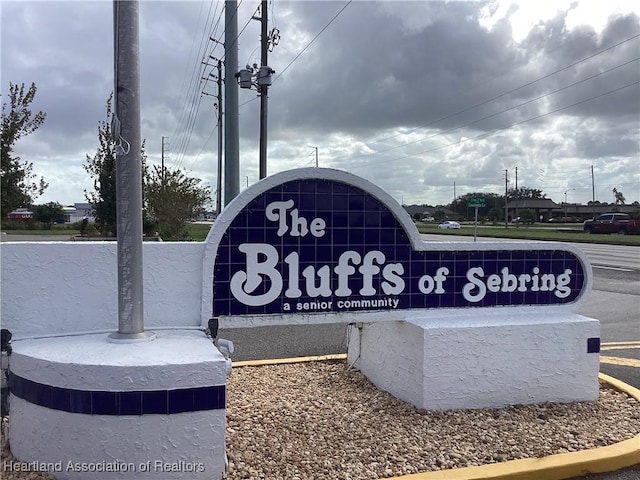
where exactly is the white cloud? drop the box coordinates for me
[2,0,638,208]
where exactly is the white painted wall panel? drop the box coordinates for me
[1,242,205,338]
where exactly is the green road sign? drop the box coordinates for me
[468,198,486,208]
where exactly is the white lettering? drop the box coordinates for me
[381,263,405,295]
[462,266,575,303]
[463,267,486,302]
[230,243,282,306]
[418,267,449,295]
[359,251,385,295]
[334,251,361,297]
[265,200,326,238]
[555,269,572,298]
[265,200,295,237]
[302,265,332,297]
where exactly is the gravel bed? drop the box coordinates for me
[1,360,639,480]
[223,361,640,480]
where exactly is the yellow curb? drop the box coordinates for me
[601,341,640,347]
[600,356,640,368]
[601,342,640,351]
[232,353,347,367]
[230,359,640,480]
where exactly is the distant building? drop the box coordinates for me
[403,204,459,220]
[505,199,560,222]
[7,208,34,221]
[67,203,94,223]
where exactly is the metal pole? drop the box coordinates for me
[591,165,596,219]
[216,60,223,215]
[224,0,240,204]
[504,169,508,229]
[110,0,153,342]
[474,206,478,242]
[258,0,268,179]
[515,166,519,228]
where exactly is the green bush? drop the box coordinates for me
[1,219,47,230]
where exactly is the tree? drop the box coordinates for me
[85,95,153,236]
[519,208,535,224]
[33,202,64,228]
[507,186,546,201]
[487,207,502,224]
[433,210,447,222]
[612,188,626,205]
[144,165,211,240]
[1,82,48,217]
[84,96,117,236]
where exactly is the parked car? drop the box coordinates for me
[583,213,640,235]
[438,221,460,230]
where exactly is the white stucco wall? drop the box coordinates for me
[8,330,227,480]
[1,242,205,338]
[347,309,601,410]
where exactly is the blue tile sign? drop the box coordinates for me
[209,169,589,318]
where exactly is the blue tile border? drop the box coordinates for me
[8,372,225,415]
[212,178,587,317]
[587,337,601,354]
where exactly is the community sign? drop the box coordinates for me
[207,169,589,320]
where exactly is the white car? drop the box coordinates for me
[438,221,460,230]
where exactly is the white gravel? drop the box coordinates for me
[2,360,639,480]
[223,361,640,480]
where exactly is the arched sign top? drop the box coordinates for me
[202,168,590,323]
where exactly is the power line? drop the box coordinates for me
[171,1,222,168]
[273,1,352,83]
[348,80,640,170]
[335,56,639,163]
[336,33,640,162]
[172,1,262,170]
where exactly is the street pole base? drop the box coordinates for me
[107,331,156,343]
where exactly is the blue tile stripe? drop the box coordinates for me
[587,337,601,354]
[8,372,225,415]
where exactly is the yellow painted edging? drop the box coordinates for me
[232,353,347,367]
[601,356,640,368]
[230,359,640,480]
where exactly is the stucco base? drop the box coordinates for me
[347,311,600,411]
[8,330,227,480]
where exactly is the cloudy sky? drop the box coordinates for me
[2,0,639,209]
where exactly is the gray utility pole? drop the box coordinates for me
[224,0,240,206]
[515,166,519,228]
[161,136,168,187]
[504,169,509,229]
[216,60,223,215]
[161,136,166,172]
[216,59,223,215]
[591,165,596,220]
[258,0,268,179]
[110,0,154,342]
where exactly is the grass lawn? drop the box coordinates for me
[1,227,80,236]
[416,222,640,246]
[186,222,213,241]
[5,222,638,246]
